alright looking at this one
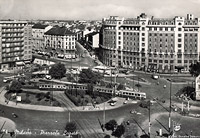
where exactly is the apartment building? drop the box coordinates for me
[32,24,52,52]
[100,14,200,73]
[44,26,76,59]
[0,21,32,69]
[23,25,33,62]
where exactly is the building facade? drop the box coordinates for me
[32,24,52,52]
[0,21,32,69]
[23,25,33,62]
[100,14,200,72]
[44,26,76,59]
[85,32,99,49]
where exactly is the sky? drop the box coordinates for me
[0,0,200,20]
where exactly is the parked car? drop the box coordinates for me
[123,100,128,104]
[152,74,159,80]
[12,113,18,118]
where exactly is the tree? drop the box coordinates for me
[65,122,77,133]
[9,80,22,93]
[189,62,200,77]
[49,63,66,79]
[117,84,125,90]
[112,124,125,138]
[105,119,118,131]
[176,86,195,100]
[78,69,102,84]
[104,135,111,138]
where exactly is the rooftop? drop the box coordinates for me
[45,26,75,36]
[86,31,99,36]
[32,23,49,29]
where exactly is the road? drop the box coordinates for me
[33,41,98,69]
[1,70,199,137]
[0,101,139,138]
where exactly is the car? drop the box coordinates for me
[152,74,159,80]
[12,113,18,118]
[110,101,116,106]
[130,110,137,114]
[123,100,128,104]
[45,75,52,80]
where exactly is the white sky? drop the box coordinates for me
[0,0,200,20]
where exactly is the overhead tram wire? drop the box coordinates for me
[54,93,96,138]
[52,92,92,138]
[55,91,102,138]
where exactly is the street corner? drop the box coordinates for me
[0,117,16,131]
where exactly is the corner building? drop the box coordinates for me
[100,14,200,72]
[44,26,76,59]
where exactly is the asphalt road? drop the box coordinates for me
[0,102,140,138]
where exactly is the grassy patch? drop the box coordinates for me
[5,91,61,107]
[65,89,111,106]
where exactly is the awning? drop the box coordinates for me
[16,61,25,66]
[175,66,184,69]
[24,61,31,64]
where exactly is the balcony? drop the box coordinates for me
[2,54,23,58]
[3,39,23,43]
[2,45,24,48]
[2,35,23,38]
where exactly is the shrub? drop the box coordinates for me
[112,124,125,138]
[65,122,76,133]
[45,92,51,99]
[95,96,102,104]
[52,101,61,107]
[23,98,31,104]
[104,135,110,138]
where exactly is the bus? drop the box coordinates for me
[92,66,111,75]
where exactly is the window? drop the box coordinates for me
[178,39,182,42]
[142,33,145,36]
[142,38,145,41]
[178,34,182,37]
[142,27,145,31]
[118,32,121,35]
[178,28,182,31]
[178,60,182,63]
[178,44,181,48]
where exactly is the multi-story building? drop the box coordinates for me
[85,32,99,49]
[32,24,52,52]
[23,25,33,62]
[44,26,76,59]
[100,14,200,73]
[0,21,33,69]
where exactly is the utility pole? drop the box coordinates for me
[137,75,139,91]
[69,112,70,122]
[169,74,172,135]
[103,102,105,129]
[148,101,151,138]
